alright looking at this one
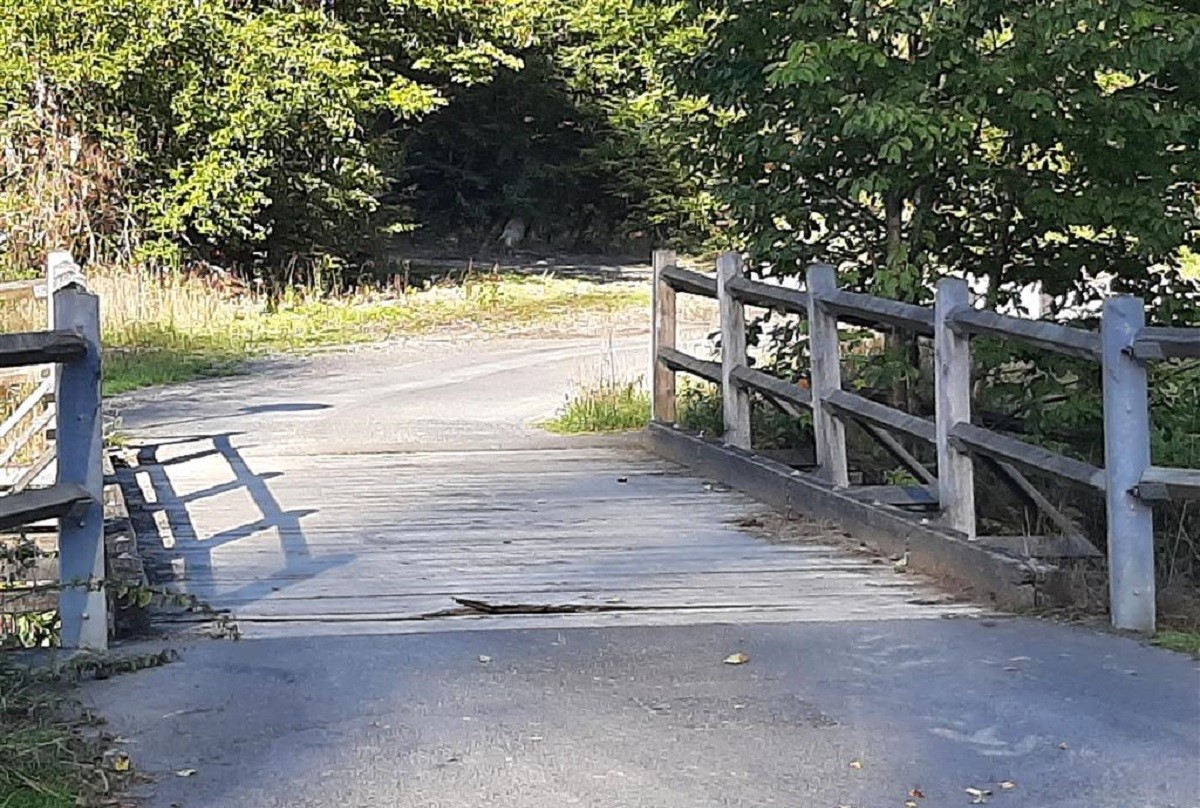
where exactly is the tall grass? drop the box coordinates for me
[0,265,649,396]
[542,381,651,434]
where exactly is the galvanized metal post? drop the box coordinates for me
[651,249,677,423]
[1101,295,1155,632]
[934,278,976,538]
[54,264,107,650]
[806,263,849,486]
[717,252,751,449]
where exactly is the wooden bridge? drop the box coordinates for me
[1,250,1198,650]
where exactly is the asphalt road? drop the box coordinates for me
[88,328,1200,808]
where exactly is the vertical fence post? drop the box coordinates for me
[1101,296,1155,632]
[717,252,751,449]
[652,249,677,423]
[934,277,976,539]
[806,263,849,486]
[53,259,107,650]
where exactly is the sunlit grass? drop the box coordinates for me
[1,266,649,396]
[541,380,651,434]
[1153,629,1200,658]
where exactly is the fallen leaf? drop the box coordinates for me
[965,787,992,804]
[909,787,925,799]
[893,552,910,573]
[1058,741,1069,750]
[998,780,1016,790]
[905,801,918,807]
[617,477,629,483]
[849,759,863,769]
[723,652,750,665]
[103,750,131,772]
[175,769,197,778]
[478,655,492,664]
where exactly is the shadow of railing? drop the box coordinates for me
[128,430,352,616]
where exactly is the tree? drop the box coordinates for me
[676,0,1199,316]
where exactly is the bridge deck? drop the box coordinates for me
[134,440,977,638]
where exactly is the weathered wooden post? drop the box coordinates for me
[805,263,849,486]
[717,252,751,449]
[651,249,677,423]
[934,278,976,538]
[1101,295,1155,632]
[52,255,107,650]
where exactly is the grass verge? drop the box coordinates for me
[1,660,103,808]
[541,381,650,434]
[1,266,649,396]
[1152,630,1200,658]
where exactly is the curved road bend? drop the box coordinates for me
[88,331,1198,807]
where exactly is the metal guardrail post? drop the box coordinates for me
[651,249,677,423]
[717,252,751,449]
[52,257,107,650]
[806,263,849,486]
[934,278,977,538]
[1101,295,1155,632]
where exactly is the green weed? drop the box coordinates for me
[542,381,650,434]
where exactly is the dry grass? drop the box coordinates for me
[0,264,649,397]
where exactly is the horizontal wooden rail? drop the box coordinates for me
[0,483,90,531]
[651,248,1198,633]
[725,276,809,316]
[729,365,812,410]
[0,330,88,368]
[657,346,722,385]
[1136,466,1200,501]
[0,278,42,302]
[818,289,935,335]
[949,422,1106,491]
[1131,327,1200,361]
[659,265,717,298]
[823,389,937,443]
[950,308,1101,360]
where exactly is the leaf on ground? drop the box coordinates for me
[617,477,629,483]
[849,758,863,769]
[175,769,197,777]
[905,801,918,807]
[1058,741,1070,750]
[909,787,925,799]
[104,750,131,772]
[893,552,910,573]
[723,652,750,665]
[965,786,992,804]
[478,655,492,664]
[998,780,1016,790]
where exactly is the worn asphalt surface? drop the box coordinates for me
[86,312,1199,807]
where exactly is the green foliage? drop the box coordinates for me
[0,0,711,275]
[676,0,1200,310]
[542,380,651,433]
[403,0,713,248]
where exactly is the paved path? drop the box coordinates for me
[89,330,1199,807]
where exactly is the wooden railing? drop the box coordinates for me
[0,261,62,494]
[652,249,1200,632]
[0,253,105,649]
